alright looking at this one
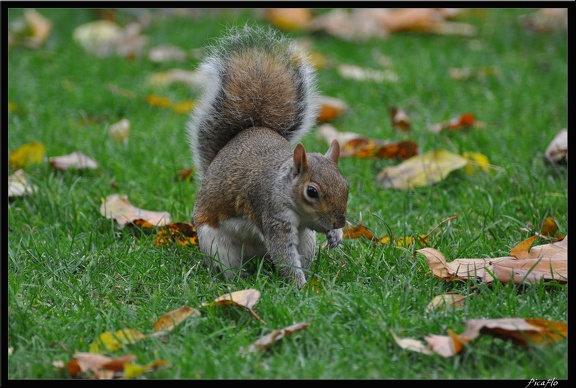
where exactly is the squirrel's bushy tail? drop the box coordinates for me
[187,24,319,176]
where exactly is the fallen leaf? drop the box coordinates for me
[89,329,147,353]
[66,352,167,379]
[152,306,201,331]
[109,118,130,145]
[342,221,376,240]
[519,8,567,33]
[390,330,433,355]
[175,167,195,181]
[9,141,46,169]
[100,194,172,229]
[417,235,567,284]
[244,322,310,354]
[317,96,349,122]
[154,222,198,247]
[265,8,312,31]
[390,106,411,131]
[149,69,202,87]
[426,293,467,312]
[462,151,491,174]
[376,149,468,189]
[427,113,478,133]
[73,20,147,58]
[48,151,99,170]
[21,9,52,48]
[540,217,559,237]
[8,169,38,197]
[202,289,265,324]
[543,129,567,164]
[337,64,398,83]
[148,45,187,63]
[460,318,568,346]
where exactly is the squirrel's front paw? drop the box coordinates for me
[327,228,343,248]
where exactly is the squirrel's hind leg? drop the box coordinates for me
[197,224,247,280]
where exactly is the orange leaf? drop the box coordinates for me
[146,94,171,108]
[317,96,348,122]
[152,306,201,331]
[265,8,312,31]
[342,222,375,240]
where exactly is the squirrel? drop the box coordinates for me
[187,25,349,287]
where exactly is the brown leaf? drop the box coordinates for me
[424,329,467,357]
[23,9,52,48]
[175,167,195,181]
[152,306,201,331]
[460,318,567,346]
[245,322,310,353]
[390,106,411,131]
[540,217,559,237]
[49,151,99,170]
[417,236,568,285]
[154,222,198,247]
[100,194,172,229]
[427,112,480,134]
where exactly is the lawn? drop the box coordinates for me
[6,8,568,380]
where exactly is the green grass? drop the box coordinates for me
[7,8,568,380]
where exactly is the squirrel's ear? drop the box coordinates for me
[293,143,309,174]
[325,139,340,164]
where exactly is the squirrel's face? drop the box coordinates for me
[293,153,349,233]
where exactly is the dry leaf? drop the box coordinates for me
[426,293,467,312]
[317,96,349,122]
[66,352,166,379]
[149,69,202,87]
[543,129,567,164]
[390,106,411,131]
[9,141,46,169]
[460,318,568,346]
[519,8,567,33]
[148,45,187,63]
[265,8,312,31]
[462,151,491,174]
[376,149,468,189]
[22,9,52,48]
[154,222,198,247]
[202,289,265,324]
[73,20,147,57]
[540,217,559,237]
[109,118,130,145]
[175,167,195,181]
[427,113,477,133]
[48,151,99,170]
[89,329,147,353]
[8,169,38,197]
[390,330,433,355]
[337,64,398,83]
[342,221,376,240]
[245,322,310,354]
[100,194,172,229]
[417,235,567,285]
[152,306,201,332]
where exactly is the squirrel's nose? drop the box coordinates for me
[334,214,346,229]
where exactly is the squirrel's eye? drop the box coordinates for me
[306,185,319,199]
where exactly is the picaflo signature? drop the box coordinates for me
[525,378,558,388]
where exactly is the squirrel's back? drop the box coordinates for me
[187,25,319,176]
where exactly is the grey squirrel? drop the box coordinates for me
[187,25,349,286]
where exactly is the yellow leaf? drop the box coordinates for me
[377,149,468,189]
[172,100,194,114]
[89,329,147,353]
[9,141,46,169]
[462,151,490,174]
